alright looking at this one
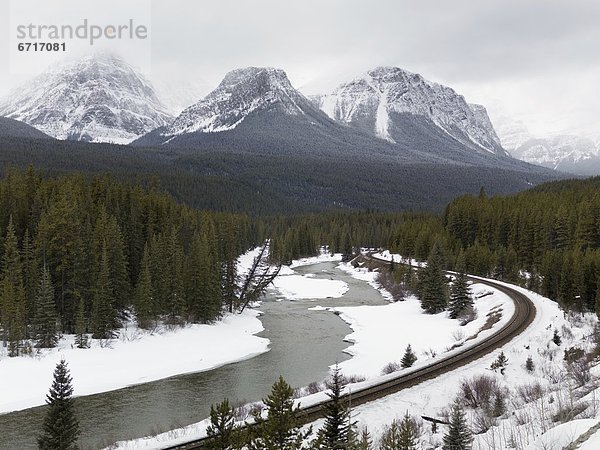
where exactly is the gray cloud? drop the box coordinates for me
[0,0,598,137]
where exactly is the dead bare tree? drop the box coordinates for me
[237,241,281,313]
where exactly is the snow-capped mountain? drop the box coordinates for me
[511,135,600,175]
[312,67,509,157]
[167,67,314,135]
[0,53,172,144]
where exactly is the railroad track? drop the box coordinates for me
[164,256,536,449]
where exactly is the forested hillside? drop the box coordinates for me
[0,167,258,355]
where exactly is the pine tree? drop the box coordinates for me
[356,428,373,450]
[525,355,535,372]
[552,329,562,346]
[379,420,401,450]
[74,299,88,349]
[34,265,58,348]
[316,365,351,449]
[1,216,26,355]
[442,401,472,450]
[418,241,448,314]
[492,393,506,417]
[247,376,312,450]
[91,243,115,339]
[206,399,238,450]
[398,412,418,450]
[490,351,509,374]
[134,244,154,329]
[38,359,80,450]
[449,252,473,319]
[401,344,417,369]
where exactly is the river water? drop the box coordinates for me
[0,261,386,449]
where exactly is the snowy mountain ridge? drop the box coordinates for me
[0,53,172,144]
[166,67,311,136]
[312,67,508,156]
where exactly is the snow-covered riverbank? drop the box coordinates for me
[0,309,269,414]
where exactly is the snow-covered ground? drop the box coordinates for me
[0,310,268,414]
[110,255,522,449]
[0,247,273,414]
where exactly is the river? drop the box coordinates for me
[0,261,386,449]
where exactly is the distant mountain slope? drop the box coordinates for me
[313,67,509,157]
[0,117,52,140]
[0,53,172,144]
[134,66,548,174]
[511,135,600,176]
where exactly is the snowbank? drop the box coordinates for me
[270,251,348,300]
[0,309,268,414]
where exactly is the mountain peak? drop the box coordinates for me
[0,53,171,143]
[165,66,310,136]
[315,66,508,156]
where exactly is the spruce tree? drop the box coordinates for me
[206,399,238,450]
[34,265,58,348]
[525,355,534,372]
[356,428,373,450]
[490,351,509,374]
[74,300,88,349]
[91,243,115,339]
[247,376,311,450]
[398,412,418,450]
[1,216,26,355]
[442,401,472,450]
[316,365,351,449]
[552,329,562,346]
[418,241,448,314]
[449,252,473,319]
[401,344,417,369]
[134,244,154,329]
[38,359,80,450]
[379,420,401,450]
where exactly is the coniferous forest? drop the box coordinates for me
[2,166,599,360]
[0,167,259,355]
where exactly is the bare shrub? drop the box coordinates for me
[516,382,545,404]
[460,374,500,408]
[552,401,589,423]
[375,271,408,302]
[381,361,401,375]
[472,410,496,434]
[561,324,574,341]
[541,363,567,384]
[343,374,366,384]
[458,306,477,326]
[569,360,591,387]
[307,381,323,394]
[451,329,465,342]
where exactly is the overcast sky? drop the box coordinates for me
[1,0,599,139]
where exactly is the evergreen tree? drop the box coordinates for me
[401,344,417,369]
[449,252,473,319]
[492,393,506,417]
[525,355,535,372]
[316,365,351,449]
[34,265,58,348]
[442,401,472,450]
[1,216,26,355]
[379,420,401,450]
[206,399,238,450]
[356,428,373,450]
[418,241,448,314]
[134,244,154,329]
[91,243,115,339]
[247,376,311,450]
[552,329,562,346]
[490,351,509,374]
[38,359,80,450]
[74,300,88,349]
[398,412,418,450]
